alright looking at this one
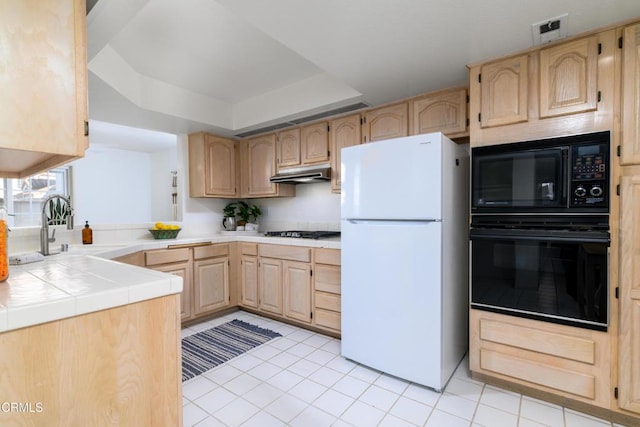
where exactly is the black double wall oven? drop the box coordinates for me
[470,131,610,331]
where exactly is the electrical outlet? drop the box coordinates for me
[532,13,568,45]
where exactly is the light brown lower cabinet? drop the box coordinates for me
[258,257,284,315]
[238,244,341,333]
[470,309,611,408]
[144,247,192,321]
[257,245,312,323]
[193,244,231,315]
[239,243,259,308]
[0,295,182,425]
[618,171,640,415]
[116,243,341,334]
[154,260,192,320]
[122,243,234,324]
[313,248,341,333]
[283,260,312,323]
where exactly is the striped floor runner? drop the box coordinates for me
[182,319,281,382]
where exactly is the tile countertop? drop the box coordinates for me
[0,233,340,334]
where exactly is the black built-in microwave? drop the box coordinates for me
[472,131,610,214]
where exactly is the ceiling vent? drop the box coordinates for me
[532,14,569,45]
[234,102,368,138]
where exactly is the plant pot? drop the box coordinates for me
[245,223,259,232]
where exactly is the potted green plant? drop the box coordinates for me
[236,201,262,231]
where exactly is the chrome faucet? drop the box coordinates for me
[40,195,74,255]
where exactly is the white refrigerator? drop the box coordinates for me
[340,132,469,391]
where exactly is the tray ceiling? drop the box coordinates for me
[87,0,640,142]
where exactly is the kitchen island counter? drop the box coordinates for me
[0,254,182,333]
[0,255,183,426]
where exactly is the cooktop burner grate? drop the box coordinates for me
[264,230,341,239]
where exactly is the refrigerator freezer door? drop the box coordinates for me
[341,134,443,221]
[341,219,444,389]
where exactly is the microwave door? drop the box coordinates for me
[472,148,566,212]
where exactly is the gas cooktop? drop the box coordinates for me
[264,230,341,239]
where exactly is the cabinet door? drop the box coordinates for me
[539,37,598,119]
[247,134,277,196]
[193,256,230,315]
[364,103,408,142]
[410,88,468,136]
[330,114,362,193]
[277,128,300,168]
[283,260,312,323]
[622,24,640,165]
[240,255,258,308]
[152,262,192,321]
[0,0,88,178]
[301,122,329,164]
[204,135,236,196]
[618,174,640,414]
[259,258,283,314]
[480,55,528,128]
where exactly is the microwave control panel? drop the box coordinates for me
[570,143,608,207]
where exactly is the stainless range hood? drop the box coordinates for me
[269,163,331,184]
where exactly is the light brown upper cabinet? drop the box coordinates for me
[479,55,529,128]
[0,0,89,178]
[188,133,237,197]
[244,134,295,198]
[622,23,640,165]
[363,103,409,142]
[301,122,330,164]
[469,29,616,147]
[330,114,362,193]
[409,87,468,137]
[277,128,301,168]
[276,122,329,171]
[539,37,599,118]
[247,134,278,196]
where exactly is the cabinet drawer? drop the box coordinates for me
[259,244,311,262]
[314,264,340,294]
[480,349,595,399]
[194,244,229,260]
[314,248,340,265]
[315,292,341,312]
[315,309,341,331]
[145,248,190,266]
[479,319,595,364]
[241,243,258,256]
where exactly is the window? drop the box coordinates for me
[0,167,72,227]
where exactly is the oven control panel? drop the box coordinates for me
[570,143,608,207]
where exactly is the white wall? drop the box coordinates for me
[70,144,179,224]
[256,182,341,231]
[150,148,178,221]
[71,146,153,224]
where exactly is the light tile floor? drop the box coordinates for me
[182,311,631,427]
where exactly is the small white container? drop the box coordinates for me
[236,226,245,231]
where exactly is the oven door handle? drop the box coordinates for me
[469,228,610,244]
